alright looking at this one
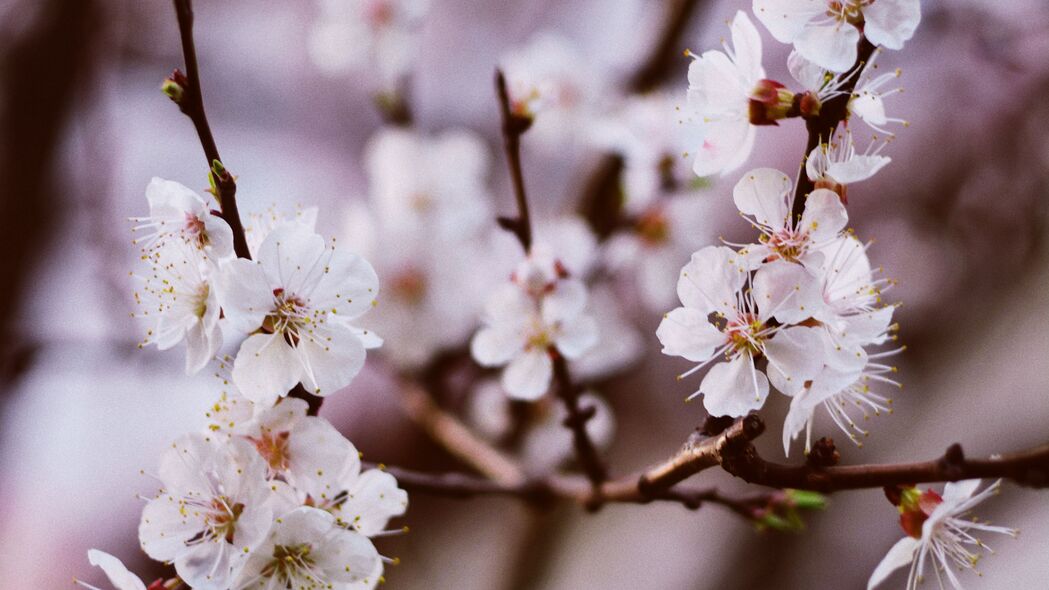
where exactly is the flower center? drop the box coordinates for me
[184,212,209,248]
[250,430,291,472]
[193,282,210,319]
[636,209,671,246]
[526,324,552,351]
[390,267,427,305]
[763,228,809,262]
[896,486,942,538]
[827,0,867,24]
[261,543,315,583]
[364,0,394,28]
[204,497,244,544]
[263,288,311,346]
[724,314,766,356]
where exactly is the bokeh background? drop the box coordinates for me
[1,0,1048,588]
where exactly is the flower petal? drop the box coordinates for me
[296,323,368,396]
[86,550,147,590]
[700,355,769,416]
[867,536,920,590]
[863,0,921,50]
[257,223,327,294]
[827,154,891,184]
[502,348,553,401]
[233,333,303,406]
[800,188,848,243]
[656,307,724,362]
[555,314,598,359]
[676,246,748,315]
[752,260,824,325]
[795,22,860,73]
[764,325,825,395]
[733,167,793,230]
[752,0,825,43]
[215,259,273,334]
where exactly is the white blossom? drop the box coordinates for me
[217,223,380,406]
[806,130,891,202]
[139,435,275,590]
[868,480,1017,590]
[683,11,766,176]
[75,550,147,590]
[244,205,319,260]
[133,240,223,374]
[233,506,381,590]
[656,246,825,416]
[131,177,234,259]
[309,0,429,90]
[752,0,921,72]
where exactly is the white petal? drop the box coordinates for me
[257,223,327,294]
[752,0,825,43]
[729,11,765,83]
[555,314,598,359]
[471,326,523,367]
[215,259,273,334]
[867,536,920,590]
[311,247,380,320]
[202,212,235,260]
[138,495,201,561]
[343,469,409,536]
[700,355,769,416]
[795,22,860,73]
[863,0,921,50]
[502,349,553,401]
[733,167,793,229]
[146,177,205,219]
[232,333,303,406]
[691,117,756,177]
[752,260,824,325]
[86,550,147,590]
[541,279,588,325]
[850,92,887,126]
[687,51,748,115]
[788,50,826,92]
[656,307,724,362]
[827,155,891,184]
[297,323,368,396]
[764,326,825,395]
[676,246,747,315]
[287,417,357,496]
[942,479,982,505]
[312,528,381,586]
[800,188,848,243]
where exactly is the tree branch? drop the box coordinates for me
[627,0,703,94]
[494,69,534,252]
[552,355,608,501]
[170,0,250,261]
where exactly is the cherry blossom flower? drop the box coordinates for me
[752,0,921,73]
[132,240,223,375]
[471,277,598,400]
[233,506,381,590]
[306,453,408,538]
[217,223,380,406]
[572,286,644,380]
[75,550,147,590]
[131,177,234,259]
[139,435,275,590]
[364,127,492,240]
[869,480,1017,590]
[309,0,430,91]
[683,11,766,176]
[850,53,907,135]
[806,130,891,203]
[732,168,848,270]
[656,246,825,416]
[500,31,606,147]
[244,205,318,260]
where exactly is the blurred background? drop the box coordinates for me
[1,0,1048,588]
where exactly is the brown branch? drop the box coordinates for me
[552,355,608,500]
[790,37,877,220]
[170,0,250,261]
[494,69,534,252]
[627,0,703,93]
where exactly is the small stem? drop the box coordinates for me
[494,69,533,252]
[552,354,607,501]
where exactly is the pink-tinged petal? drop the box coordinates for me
[764,325,825,395]
[730,11,765,83]
[86,550,147,590]
[700,355,769,417]
[690,116,755,177]
[863,0,921,50]
[752,0,825,43]
[827,154,891,184]
[202,212,235,260]
[795,22,860,73]
[471,326,523,367]
[215,259,273,334]
[656,307,724,363]
[232,333,302,406]
[867,536,920,590]
[555,314,598,359]
[733,167,793,229]
[296,323,367,396]
[800,188,848,243]
[753,260,824,325]
[502,349,553,401]
[311,247,380,320]
[676,246,748,315]
[257,223,327,293]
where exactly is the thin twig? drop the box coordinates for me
[494,69,534,252]
[552,355,608,502]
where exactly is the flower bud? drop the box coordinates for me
[748,79,794,126]
[161,69,188,104]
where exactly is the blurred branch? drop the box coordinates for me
[552,354,608,501]
[790,37,876,220]
[494,69,534,252]
[169,0,324,416]
[627,0,702,93]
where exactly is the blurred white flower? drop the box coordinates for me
[806,130,891,203]
[139,435,275,590]
[500,31,606,148]
[75,550,147,590]
[131,177,234,259]
[683,11,766,177]
[309,0,429,91]
[364,128,492,241]
[604,194,717,312]
[471,278,598,401]
[731,168,848,270]
[752,0,921,72]
[572,286,644,380]
[656,246,825,416]
[868,480,1017,590]
[133,240,222,375]
[233,506,381,590]
[217,224,380,406]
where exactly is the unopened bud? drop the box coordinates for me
[748,79,794,126]
[785,489,827,510]
[161,78,184,103]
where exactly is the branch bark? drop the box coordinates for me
[494,69,534,252]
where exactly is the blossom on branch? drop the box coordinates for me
[869,480,1017,590]
[217,223,380,406]
[75,550,148,590]
[131,177,234,259]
